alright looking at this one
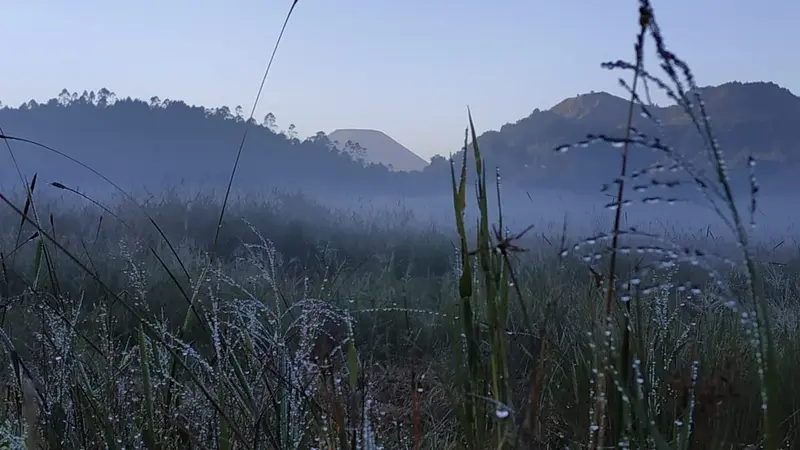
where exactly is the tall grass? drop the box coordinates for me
[0,185,795,448]
[0,0,795,448]
[442,1,790,448]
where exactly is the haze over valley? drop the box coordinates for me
[2,80,799,239]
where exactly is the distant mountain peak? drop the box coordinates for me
[327,129,428,172]
[437,79,800,192]
[544,91,634,131]
[549,91,629,120]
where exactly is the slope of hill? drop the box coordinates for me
[2,82,797,199]
[327,129,429,172]
[0,90,439,197]
[425,81,800,193]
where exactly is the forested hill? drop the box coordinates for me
[425,81,800,194]
[2,83,798,199]
[0,89,443,196]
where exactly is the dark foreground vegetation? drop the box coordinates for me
[0,1,797,449]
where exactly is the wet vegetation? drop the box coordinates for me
[0,0,797,448]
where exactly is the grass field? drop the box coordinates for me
[0,176,796,449]
[0,0,797,448]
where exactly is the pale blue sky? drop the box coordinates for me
[2,0,796,160]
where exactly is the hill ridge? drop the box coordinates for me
[2,81,798,195]
[423,80,800,193]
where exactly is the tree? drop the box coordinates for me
[286,123,298,140]
[344,140,367,163]
[308,131,329,146]
[96,88,117,107]
[149,96,161,108]
[263,112,277,131]
[217,106,232,119]
[97,88,111,107]
[234,105,244,121]
[429,154,447,165]
[58,88,71,106]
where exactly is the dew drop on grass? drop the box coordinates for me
[495,407,510,419]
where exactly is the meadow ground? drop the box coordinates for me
[0,185,796,449]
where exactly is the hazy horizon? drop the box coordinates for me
[3,0,799,160]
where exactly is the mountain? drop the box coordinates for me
[327,129,429,172]
[426,81,800,193]
[0,90,439,197]
[1,82,797,200]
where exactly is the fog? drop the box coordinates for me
[0,97,797,255]
[2,157,796,248]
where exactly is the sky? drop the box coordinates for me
[1,0,797,160]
